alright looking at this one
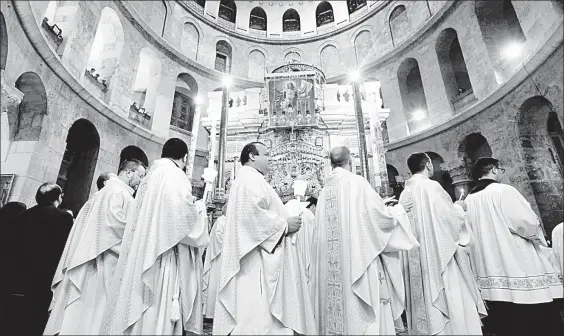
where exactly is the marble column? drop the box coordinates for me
[352,80,370,184]
[186,104,202,181]
[216,87,229,199]
[1,70,24,163]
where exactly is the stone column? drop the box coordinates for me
[216,86,229,199]
[1,70,24,163]
[186,104,202,180]
[441,158,473,200]
[352,80,370,184]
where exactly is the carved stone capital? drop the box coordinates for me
[440,157,470,181]
[1,70,24,115]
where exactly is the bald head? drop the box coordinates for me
[96,172,117,190]
[330,146,352,169]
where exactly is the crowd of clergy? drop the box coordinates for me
[0,137,563,336]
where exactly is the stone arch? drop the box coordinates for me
[171,73,199,132]
[389,5,409,47]
[458,132,493,172]
[475,0,527,83]
[181,22,199,60]
[426,151,455,200]
[56,118,100,214]
[436,28,474,112]
[215,40,232,73]
[282,47,303,63]
[316,1,334,27]
[120,145,149,167]
[518,96,564,235]
[86,7,124,86]
[218,0,237,23]
[320,44,340,78]
[248,49,266,81]
[10,72,48,142]
[397,58,429,133]
[353,29,372,67]
[249,6,267,31]
[282,8,300,32]
[1,11,7,70]
[132,47,161,118]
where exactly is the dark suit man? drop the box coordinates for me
[13,183,74,335]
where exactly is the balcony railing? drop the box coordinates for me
[129,102,151,128]
[217,17,236,31]
[41,17,63,48]
[84,68,108,93]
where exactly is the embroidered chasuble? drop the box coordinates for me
[465,183,563,303]
[312,167,419,335]
[203,215,226,318]
[44,178,134,335]
[400,174,487,335]
[100,158,209,335]
[213,166,317,335]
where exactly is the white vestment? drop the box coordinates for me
[465,182,563,303]
[44,178,134,335]
[203,215,226,318]
[553,223,563,273]
[312,167,419,335]
[213,166,317,335]
[400,174,487,335]
[284,201,316,284]
[100,158,209,335]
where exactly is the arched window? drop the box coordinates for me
[475,0,526,83]
[354,30,372,67]
[458,133,493,176]
[215,40,232,73]
[181,22,199,60]
[316,2,334,27]
[56,119,100,214]
[42,1,79,56]
[131,48,161,126]
[397,58,429,133]
[347,0,367,15]
[218,0,237,23]
[436,28,474,111]
[389,5,409,46]
[171,73,199,132]
[282,9,300,32]
[249,7,267,31]
[285,51,301,63]
[320,45,340,78]
[1,11,7,70]
[85,8,124,87]
[248,49,266,80]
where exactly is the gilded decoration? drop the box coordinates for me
[259,128,328,203]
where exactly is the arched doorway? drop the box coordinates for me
[1,11,7,70]
[120,145,149,167]
[56,119,100,214]
[458,132,493,178]
[387,164,403,199]
[518,96,564,236]
[426,152,455,200]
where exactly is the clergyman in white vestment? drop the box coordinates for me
[284,197,317,292]
[203,207,227,318]
[213,142,317,335]
[100,138,210,335]
[465,157,563,336]
[312,146,419,335]
[553,222,563,273]
[44,159,146,335]
[399,152,487,335]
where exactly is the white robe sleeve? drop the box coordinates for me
[500,186,541,239]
